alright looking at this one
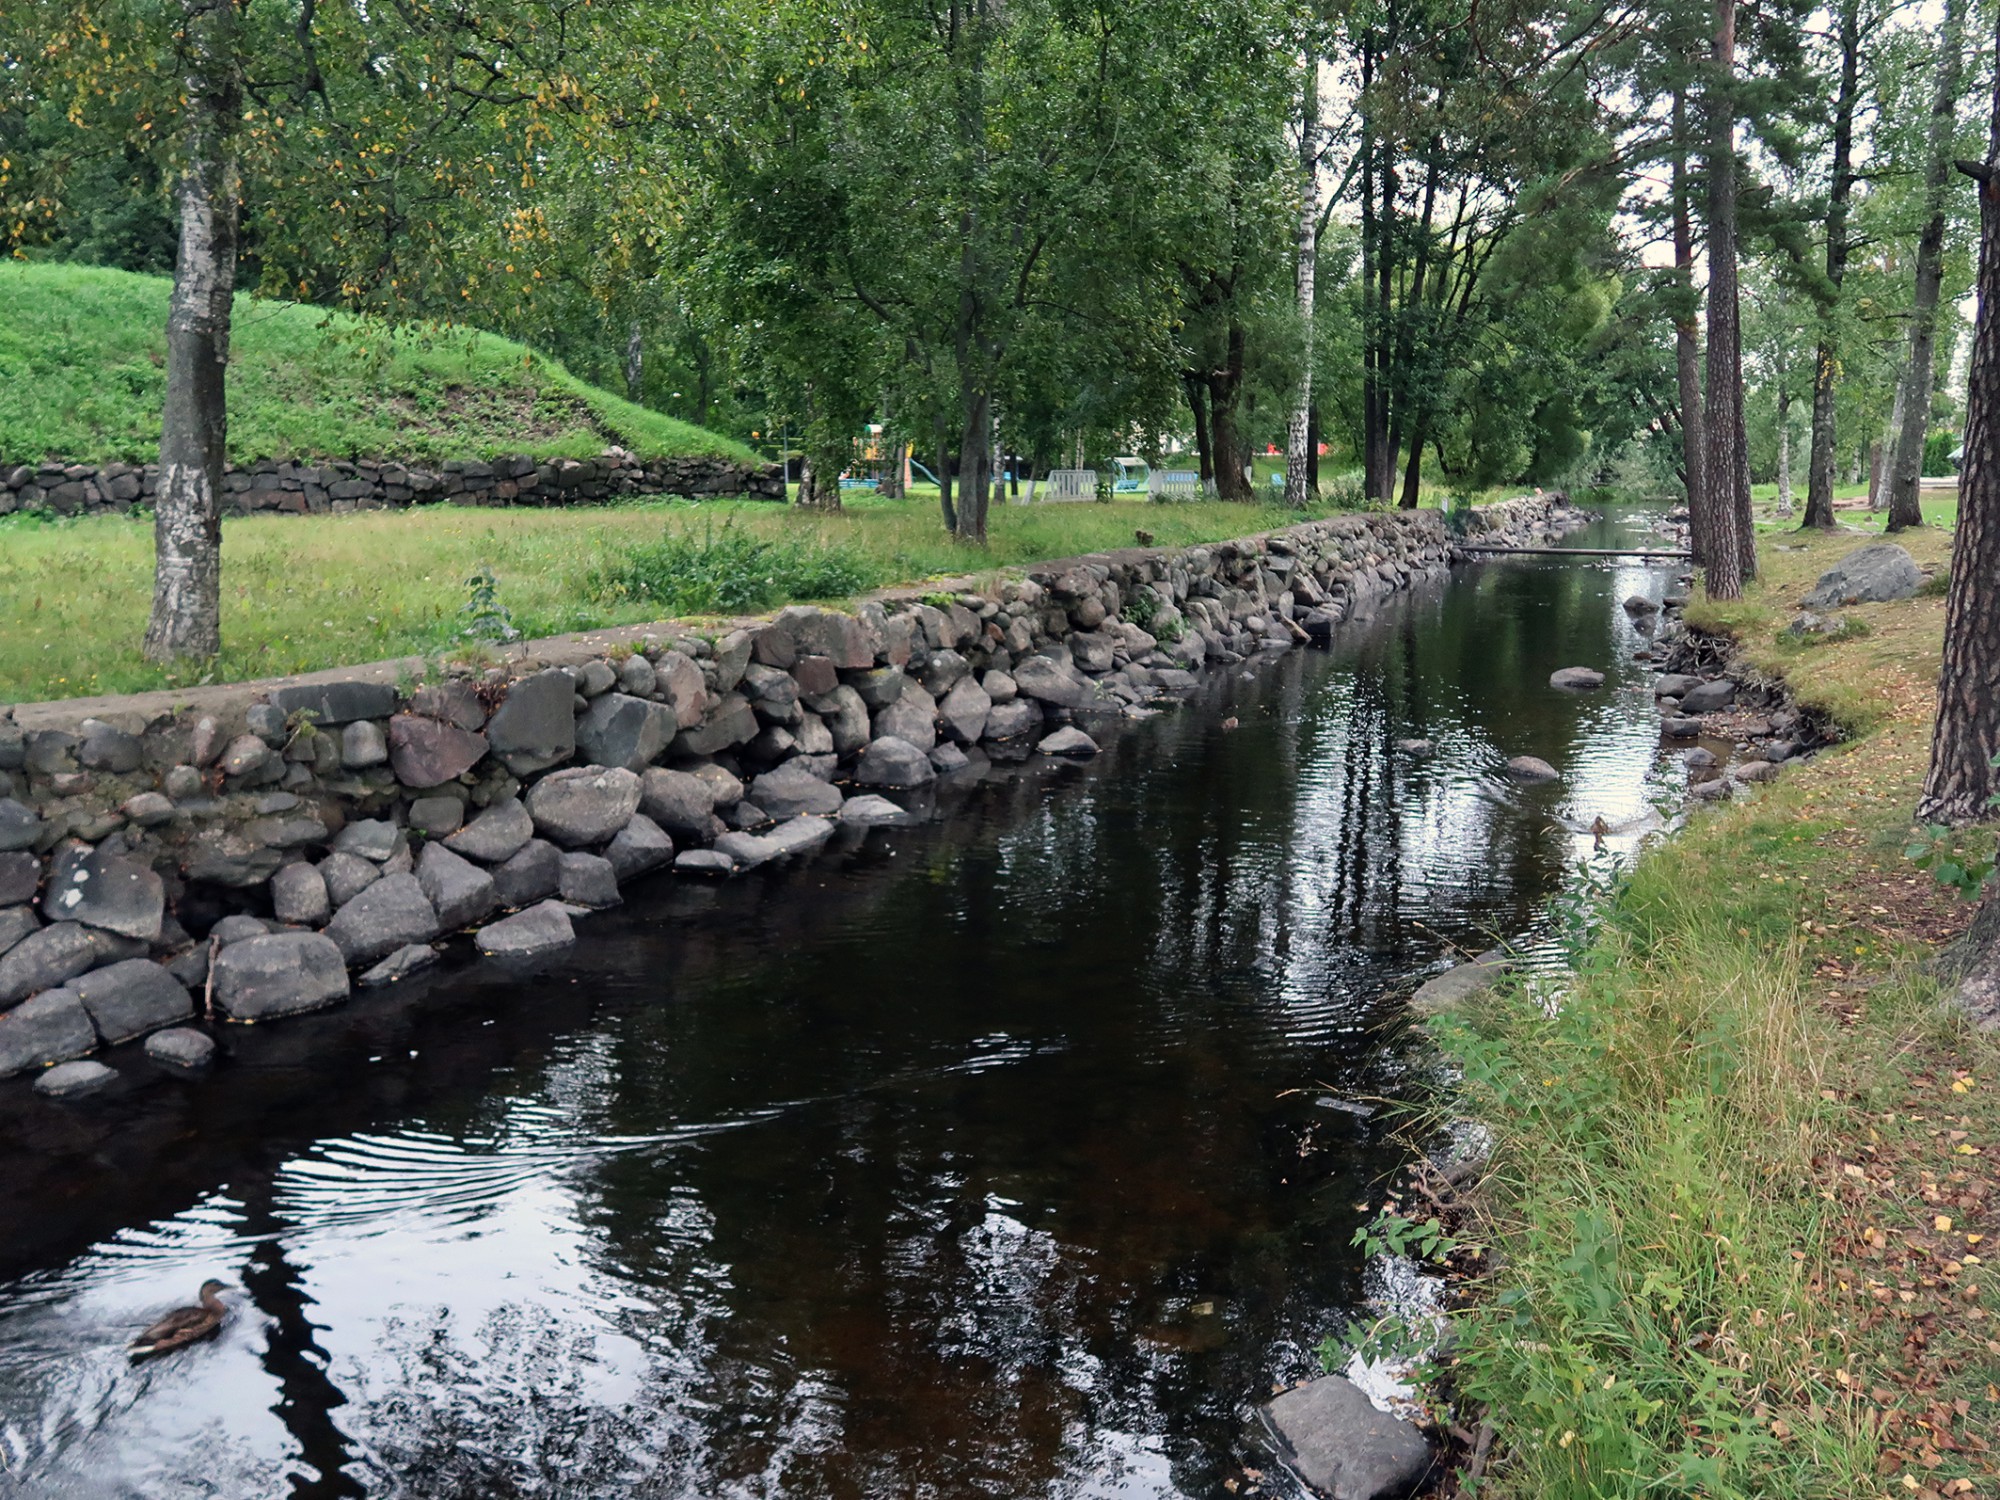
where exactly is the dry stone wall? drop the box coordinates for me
[0,496,1587,1098]
[0,447,784,519]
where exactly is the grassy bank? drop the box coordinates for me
[1439,506,1999,1499]
[0,262,753,465]
[0,491,1358,702]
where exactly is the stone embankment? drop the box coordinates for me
[0,496,1586,1098]
[0,448,784,519]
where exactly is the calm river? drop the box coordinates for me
[0,510,1691,1498]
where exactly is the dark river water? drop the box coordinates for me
[0,510,1693,1499]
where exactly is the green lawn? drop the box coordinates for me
[0,490,1368,701]
[0,261,755,465]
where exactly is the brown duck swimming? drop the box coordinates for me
[130,1280,229,1357]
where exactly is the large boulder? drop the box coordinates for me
[527,766,644,847]
[69,959,192,1043]
[270,862,331,925]
[485,668,578,775]
[1505,755,1561,783]
[840,794,915,827]
[211,931,352,1021]
[0,987,97,1076]
[1549,666,1605,691]
[1038,727,1100,758]
[576,692,677,772]
[325,872,441,966]
[1679,678,1737,714]
[317,851,381,908]
[751,766,843,819]
[0,922,103,1007]
[444,797,535,864]
[762,815,838,859]
[268,680,397,725]
[808,684,872,756]
[1261,1375,1433,1500]
[874,680,939,751]
[853,736,937,790]
[1012,655,1087,707]
[415,842,501,931]
[654,650,709,728]
[491,838,563,907]
[40,848,164,942]
[34,1059,116,1097]
[0,905,40,957]
[0,798,44,854]
[558,851,622,908]
[605,814,675,881]
[639,768,725,842]
[475,901,577,958]
[676,693,759,756]
[1801,542,1922,608]
[774,605,875,669]
[937,676,993,745]
[983,700,1043,741]
[388,714,489,788]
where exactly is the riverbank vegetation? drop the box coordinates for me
[1442,520,1999,1498]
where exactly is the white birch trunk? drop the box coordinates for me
[1283,56,1319,509]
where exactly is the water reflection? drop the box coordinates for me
[0,512,1693,1497]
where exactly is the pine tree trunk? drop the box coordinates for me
[1672,89,1708,550]
[1916,44,2000,825]
[1210,318,1253,501]
[1803,0,1861,532]
[144,0,241,664]
[1888,0,1967,533]
[1700,0,1748,599]
[1776,384,1794,516]
[1285,58,1319,509]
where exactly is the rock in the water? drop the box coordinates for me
[1012,655,1087,707]
[929,742,970,774]
[0,922,103,1006]
[1801,542,1922,608]
[605,814,675,881]
[444,797,535,864]
[713,830,779,868]
[211,931,351,1021]
[526,766,643,848]
[558,851,621,908]
[69,959,192,1043]
[325,873,440,966]
[1660,716,1702,739]
[762,816,837,859]
[855,736,937,789]
[1395,738,1435,757]
[0,987,97,1076]
[639,768,725,843]
[1622,594,1661,615]
[40,848,165,942]
[1654,673,1702,698]
[751,766,844,819]
[474,901,577,958]
[983,700,1042,742]
[1037,726,1100,758]
[416,842,500,931]
[485,668,579,775]
[145,1026,215,1068]
[270,862,331,925]
[1411,949,1510,1016]
[1549,666,1605,691]
[34,1059,116,1097]
[673,848,737,877]
[839,795,914,827]
[1505,755,1560,783]
[1683,746,1718,770]
[359,943,439,986]
[1261,1375,1434,1500]
[937,675,993,744]
[874,681,940,752]
[1679,678,1737,714]
[491,839,563,907]
[1689,776,1735,801]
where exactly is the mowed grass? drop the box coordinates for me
[0,491,1353,701]
[0,261,754,465]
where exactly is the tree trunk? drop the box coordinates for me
[1917,49,2000,824]
[1776,384,1794,517]
[1209,318,1253,501]
[796,439,845,511]
[1398,416,1428,509]
[1672,87,1708,546]
[145,0,242,664]
[624,321,643,403]
[1803,0,1861,532]
[1700,0,1748,600]
[1284,57,1318,509]
[1306,404,1321,491]
[1888,0,1968,533]
[936,417,956,532]
[1185,372,1214,490]
[955,387,992,543]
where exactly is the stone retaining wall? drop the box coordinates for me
[0,496,1588,1097]
[0,448,785,518]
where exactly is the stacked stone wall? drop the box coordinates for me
[0,496,1588,1097]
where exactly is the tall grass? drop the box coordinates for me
[586,521,882,616]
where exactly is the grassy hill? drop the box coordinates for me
[0,261,757,466]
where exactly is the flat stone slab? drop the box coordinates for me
[359,943,440,987]
[1679,678,1737,714]
[70,959,193,1044]
[145,1027,216,1068]
[762,816,837,859]
[839,795,914,827]
[674,849,736,877]
[0,986,97,1077]
[474,901,576,958]
[1261,1375,1434,1500]
[1411,949,1511,1015]
[34,1059,116,1096]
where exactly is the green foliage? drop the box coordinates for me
[1904,753,2000,896]
[459,566,519,644]
[586,520,881,617]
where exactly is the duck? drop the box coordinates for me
[130,1280,229,1357]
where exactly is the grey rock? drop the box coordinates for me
[575,658,617,698]
[1736,759,1782,783]
[212,931,351,1020]
[1505,755,1561,783]
[219,733,276,780]
[122,791,176,828]
[1396,738,1435,757]
[1660,716,1703,739]
[210,914,276,947]
[850,665,907,710]
[937,676,993,744]
[416,843,500,930]
[164,944,210,990]
[34,1059,116,1097]
[762,816,837,859]
[78,720,144,773]
[1411,949,1510,1016]
[982,669,1019,704]
[39,849,165,942]
[723,800,768,830]
[444,797,535,863]
[1690,776,1735,801]
[751,767,843,819]
[24,731,79,776]
[874,681,940,751]
[0,987,97,1077]
[576,692,677,772]
[710,631,754,694]
[1622,594,1661,615]
[690,763,745,807]
[1261,1375,1433,1500]
[388,714,488,788]
[70,959,192,1043]
[325,873,440,966]
[1012,655,1087,707]
[526,765,643,847]
[332,819,403,863]
[840,794,914,827]
[605,814,675,881]
[407,795,465,837]
[1068,631,1117,674]
[475,901,577,958]
[486,669,579,775]
[1037,727,1100,758]
[0,922,103,1006]
[808,684,872,756]
[145,1027,216,1068]
[0,798,44,853]
[359,943,439,987]
[742,663,804,722]
[162,761,204,798]
[791,653,840,697]
[854,736,937,789]
[340,720,389,769]
[773,604,875,669]
[0,852,40,906]
[929,742,970,774]
[317,851,381,908]
[1549,666,1606,691]
[558,851,621,908]
[271,862,332,925]
[918,649,971,696]
[639,768,724,842]
[676,693,759,756]
[0,905,40,956]
[618,652,658,697]
[983,700,1043,741]
[268,680,398,726]
[1679,678,1737,714]
[1654,673,1702,698]
[713,830,779,868]
[1683,746,1719,770]
[673,848,736,876]
[654,650,709,728]
[246,703,288,746]
[491,839,563,907]
[1801,542,1922,608]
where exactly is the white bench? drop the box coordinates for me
[1148,469,1202,500]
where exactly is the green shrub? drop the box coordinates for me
[587,520,881,616]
